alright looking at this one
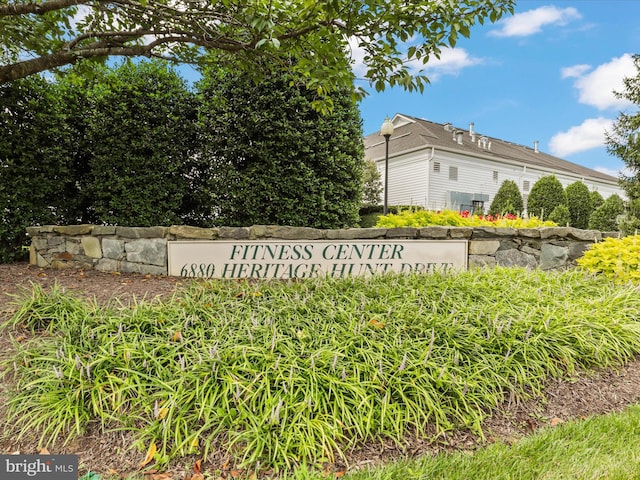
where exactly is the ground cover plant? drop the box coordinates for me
[3,268,640,476]
[375,209,555,228]
[577,234,640,284]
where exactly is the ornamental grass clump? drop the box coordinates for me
[577,235,640,284]
[375,209,555,228]
[3,268,640,472]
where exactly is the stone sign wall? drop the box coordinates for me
[26,224,615,276]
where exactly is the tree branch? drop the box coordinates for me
[0,34,247,83]
[0,0,87,16]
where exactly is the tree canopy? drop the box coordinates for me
[606,54,640,198]
[606,53,639,234]
[1,0,515,97]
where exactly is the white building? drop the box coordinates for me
[364,114,624,213]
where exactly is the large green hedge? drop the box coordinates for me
[0,60,365,261]
[0,77,77,262]
[197,58,364,229]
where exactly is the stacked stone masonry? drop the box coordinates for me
[26,224,617,276]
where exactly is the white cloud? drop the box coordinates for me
[348,37,368,78]
[561,64,590,79]
[568,54,636,110]
[349,37,483,81]
[405,48,483,79]
[549,117,613,157]
[489,6,581,37]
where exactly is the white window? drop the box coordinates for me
[449,166,458,181]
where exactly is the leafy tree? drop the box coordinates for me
[488,179,523,215]
[606,53,640,231]
[362,159,383,207]
[0,76,78,262]
[590,190,605,211]
[74,61,203,226]
[565,181,592,229]
[1,0,514,101]
[588,194,625,231]
[548,204,571,227]
[526,175,566,219]
[198,58,364,228]
[606,54,640,191]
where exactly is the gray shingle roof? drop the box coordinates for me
[364,114,618,185]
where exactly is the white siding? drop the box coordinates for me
[377,152,429,207]
[376,146,623,212]
[426,151,623,213]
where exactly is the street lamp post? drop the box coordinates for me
[380,117,394,215]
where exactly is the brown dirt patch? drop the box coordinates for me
[1,262,639,478]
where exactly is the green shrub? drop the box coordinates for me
[619,198,640,236]
[548,204,571,226]
[489,180,523,215]
[588,194,624,231]
[527,175,566,219]
[565,181,592,229]
[577,235,640,283]
[590,190,605,212]
[359,212,381,228]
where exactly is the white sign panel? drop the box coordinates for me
[168,240,468,279]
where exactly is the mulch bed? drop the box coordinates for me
[1,262,639,478]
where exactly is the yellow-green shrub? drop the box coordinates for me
[375,209,556,228]
[577,235,640,284]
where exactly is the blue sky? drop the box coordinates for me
[354,1,640,178]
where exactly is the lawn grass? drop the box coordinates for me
[320,404,640,480]
[2,267,640,476]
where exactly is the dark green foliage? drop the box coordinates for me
[548,204,571,226]
[606,54,640,234]
[488,180,523,215]
[565,181,592,229]
[606,54,640,199]
[1,61,211,262]
[0,77,78,262]
[198,59,364,228]
[590,190,605,211]
[1,59,370,262]
[526,175,566,219]
[588,194,625,231]
[76,61,203,226]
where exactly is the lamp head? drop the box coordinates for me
[380,117,394,138]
